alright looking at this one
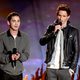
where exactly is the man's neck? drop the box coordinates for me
[61,22,67,29]
[10,29,18,39]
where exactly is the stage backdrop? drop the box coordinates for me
[0,0,80,80]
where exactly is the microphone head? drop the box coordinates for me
[13,48,17,53]
[58,21,62,26]
[54,19,62,26]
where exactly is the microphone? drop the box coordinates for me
[12,48,17,69]
[54,20,62,26]
[54,20,62,33]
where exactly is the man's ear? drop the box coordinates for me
[7,21,10,26]
[68,15,70,19]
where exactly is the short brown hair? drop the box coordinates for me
[7,12,20,22]
[56,4,71,16]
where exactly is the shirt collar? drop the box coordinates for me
[7,29,21,37]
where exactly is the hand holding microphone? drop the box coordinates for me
[11,52,20,61]
[54,25,62,32]
[54,20,62,32]
[11,48,20,69]
[11,48,20,61]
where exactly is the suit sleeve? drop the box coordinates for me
[19,34,30,62]
[71,29,79,71]
[39,25,56,45]
[0,37,10,64]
